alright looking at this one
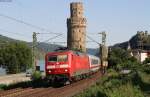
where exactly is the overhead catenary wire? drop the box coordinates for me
[86,35,100,45]
[0,27,100,48]
[41,34,63,43]
[41,33,100,46]
[0,28,30,37]
[33,33,64,48]
[81,32,101,45]
[0,13,61,35]
[47,41,94,44]
[34,33,97,47]
[0,13,100,46]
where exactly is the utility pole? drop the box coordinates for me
[99,31,108,74]
[32,32,37,71]
[31,32,63,72]
[100,31,106,45]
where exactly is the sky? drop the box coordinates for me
[0,0,150,48]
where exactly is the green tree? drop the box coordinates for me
[143,57,150,64]
[108,47,138,70]
[0,42,32,74]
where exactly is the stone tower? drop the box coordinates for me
[67,2,87,52]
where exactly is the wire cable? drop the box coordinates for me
[32,34,63,48]
[0,14,100,45]
[0,28,30,37]
[42,34,63,43]
[47,41,93,44]
[86,35,100,45]
[0,13,60,34]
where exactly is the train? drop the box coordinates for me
[45,50,101,85]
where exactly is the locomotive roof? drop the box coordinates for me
[46,50,87,56]
[46,50,99,59]
[46,50,72,54]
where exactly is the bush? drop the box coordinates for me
[143,57,150,64]
[31,71,48,87]
[0,84,7,90]
[32,71,42,80]
[74,69,146,97]
[106,83,144,97]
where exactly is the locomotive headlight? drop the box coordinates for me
[65,69,68,72]
[48,70,51,73]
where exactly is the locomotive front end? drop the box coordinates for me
[45,52,71,84]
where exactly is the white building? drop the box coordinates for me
[131,50,150,63]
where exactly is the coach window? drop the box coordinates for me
[92,59,98,65]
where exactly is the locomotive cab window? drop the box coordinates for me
[48,55,68,62]
[48,56,57,62]
[57,55,68,62]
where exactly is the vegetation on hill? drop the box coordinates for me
[0,34,64,57]
[0,34,99,56]
[0,35,33,73]
[74,67,150,97]
[108,47,139,70]
[0,35,18,43]
[28,42,62,53]
[74,47,150,97]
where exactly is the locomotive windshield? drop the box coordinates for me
[48,55,68,62]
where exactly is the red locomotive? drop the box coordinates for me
[45,50,101,84]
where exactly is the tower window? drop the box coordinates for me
[80,45,82,49]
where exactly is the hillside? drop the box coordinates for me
[0,35,99,56]
[0,35,19,43]
[113,31,150,50]
[0,35,63,52]
[87,48,99,56]
[28,42,63,53]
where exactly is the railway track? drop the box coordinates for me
[0,88,24,97]
[0,72,101,97]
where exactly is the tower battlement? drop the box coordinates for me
[70,2,83,17]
